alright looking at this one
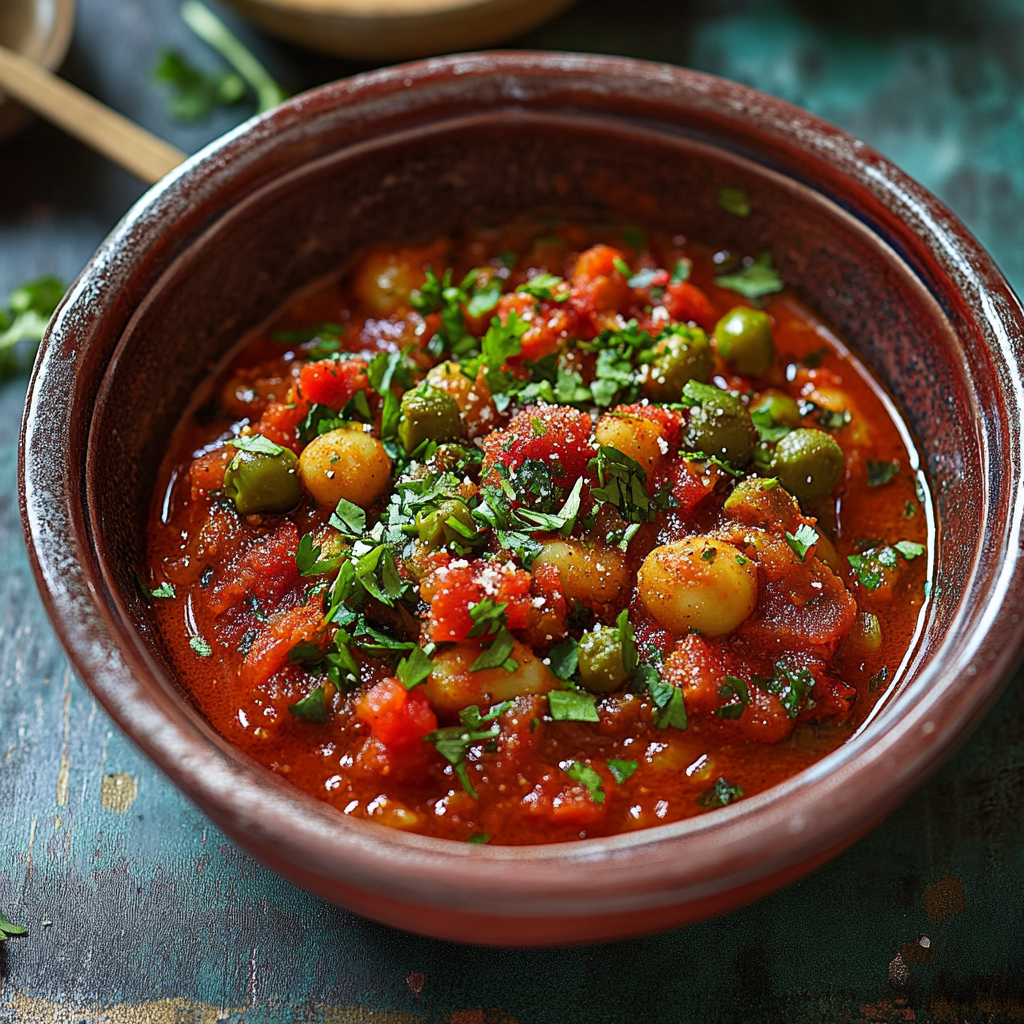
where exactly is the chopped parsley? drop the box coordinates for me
[649,676,688,730]
[136,576,176,600]
[785,523,819,562]
[755,658,814,719]
[564,761,605,804]
[697,777,745,808]
[289,686,328,724]
[467,598,508,639]
[714,251,784,299]
[189,635,213,658]
[717,185,751,218]
[513,477,584,535]
[470,627,518,673]
[466,832,491,844]
[547,638,580,681]
[894,540,926,560]
[152,48,245,121]
[866,459,901,487]
[516,272,568,302]
[227,433,284,457]
[329,497,367,538]
[424,703,508,798]
[714,675,751,720]
[396,645,434,689]
[589,446,667,524]
[607,759,638,785]
[548,689,600,723]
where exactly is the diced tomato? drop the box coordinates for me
[670,459,720,518]
[355,677,438,752]
[424,558,534,643]
[209,521,301,615]
[189,447,233,497]
[613,402,684,451]
[256,399,310,453]
[481,404,594,490]
[664,280,715,330]
[569,244,635,337]
[298,357,370,411]
[238,600,326,688]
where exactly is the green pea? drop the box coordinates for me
[770,428,845,502]
[749,389,802,427]
[223,447,301,515]
[713,306,775,377]
[416,499,476,549]
[398,384,463,454]
[577,625,629,694]
[643,327,712,401]
[681,380,757,468]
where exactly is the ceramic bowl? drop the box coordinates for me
[221,0,576,61]
[0,0,75,142]
[20,53,1024,946]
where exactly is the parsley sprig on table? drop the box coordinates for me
[0,909,27,942]
[0,274,66,380]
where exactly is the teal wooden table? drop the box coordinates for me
[2,1,1023,1019]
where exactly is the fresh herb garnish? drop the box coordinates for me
[648,676,687,730]
[697,777,745,808]
[516,273,568,302]
[612,256,633,278]
[396,645,434,690]
[894,540,926,560]
[868,665,889,693]
[470,627,518,673]
[547,638,580,681]
[513,477,584,535]
[713,675,751,719]
[152,48,245,121]
[329,497,367,538]
[289,686,328,723]
[466,832,491,844]
[548,689,600,723]
[227,433,284,457]
[607,759,638,785]
[467,598,509,639]
[0,274,66,379]
[589,446,652,524]
[717,185,751,218]
[755,658,814,719]
[785,523,819,562]
[136,576,176,600]
[714,251,784,299]
[564,761,605,804]
[424,703,508,798]
[179,0,288,114]
[189,635,213,658]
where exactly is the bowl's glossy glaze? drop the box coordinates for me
[20,53,1024,946]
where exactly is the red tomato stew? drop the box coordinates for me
[145,219,931,845]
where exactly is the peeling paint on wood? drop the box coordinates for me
[100,775,138,815]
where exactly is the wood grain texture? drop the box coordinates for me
[2,0,1024,1018]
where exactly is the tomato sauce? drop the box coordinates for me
[145,219,931,845]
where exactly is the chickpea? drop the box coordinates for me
[298,424,391,508]
[532,540,628,607]
[637,537,757,637]
[595,413,665,474]
[422,640,559,715]
[352,246,434,316]
[426,361,498,438]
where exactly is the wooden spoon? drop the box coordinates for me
[0,43,186,185]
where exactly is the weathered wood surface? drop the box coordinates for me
[2,0,1024,1020]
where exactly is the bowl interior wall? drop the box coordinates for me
[92,114,971,720]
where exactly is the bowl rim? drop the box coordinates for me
[19,51,1024,938]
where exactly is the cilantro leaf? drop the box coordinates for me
[329,498,367,538]
[895,540,926,560]
[785,523,819,562]
[136,575,176,600]
[608,759,638,785]
[697,777,745,808]
[714,251,784,299]
[517,273,568,302]
[547,638,579,681]
[396,645,434,689]
[0,273,66,378]
[755,658,814,719]
[152,48,245,121]
[467,598,509,639]
[470,627,518,673]
[714,675,751,719]
[467,275,503,317]
[289,686,328,723]
[189,635,212,658]
[514,477,584,535]
[613,257,632,278]
[564,761,605,804]
[717,185,751,217]
[548,689,600,722]
[589,446,652,524]
[670,259,692,284]
[227,433,284,457]
[424,704,506,798]
[750,405,793,444]
[466,832,491,844]
[616,609,639,676]
[649,678,687,730]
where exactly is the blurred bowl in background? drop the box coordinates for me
[0,0,75,142]
[222,0,576,61]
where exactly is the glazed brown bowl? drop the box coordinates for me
[20,53,1024,946]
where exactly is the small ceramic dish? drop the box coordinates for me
[222,0,576,61]
[0,0,75,142]
[20,53,1024,946]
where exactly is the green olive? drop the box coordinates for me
[643,327,712,401]
[416,499,476,549]
[398,384,463,454]
[749,389,802,427]
[713,306,775,377]
[577,625,629,694]
[723,477,801,530]
[770,428,845,502]
[681,380,757,468]
[223,446,301,515]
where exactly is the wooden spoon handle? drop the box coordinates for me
[0,44,186,186]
